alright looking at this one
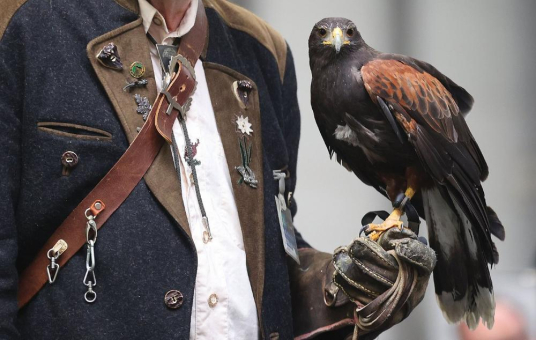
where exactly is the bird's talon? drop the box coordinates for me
[365,220,404,241]
[359,224,369,237]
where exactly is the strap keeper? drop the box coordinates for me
[89,200,105,217]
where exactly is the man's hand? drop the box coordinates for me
[289,227,436,340]
[330,227,436,339]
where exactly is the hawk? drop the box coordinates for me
[308,17,505,329]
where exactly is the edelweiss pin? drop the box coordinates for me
[235,136,258,188]
[236,115,253,135]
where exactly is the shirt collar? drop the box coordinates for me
[138,0,198,42]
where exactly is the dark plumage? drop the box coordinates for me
[308,17,505,329]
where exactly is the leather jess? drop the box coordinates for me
[17,3,208,308]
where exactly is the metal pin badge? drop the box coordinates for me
[129,61,146,79]
[233,80,253,108]
[123,78,148,92]
[97,42,123,71]
[236,115,253,135]
[235,136,258,188]
[184,139,201,167]
[156,44,179,75]
[134,94,152,121]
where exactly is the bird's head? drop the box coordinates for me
[309,18,363,59]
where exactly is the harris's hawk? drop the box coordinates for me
[308,18,505,329]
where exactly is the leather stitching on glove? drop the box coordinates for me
[350,257,395,285]
[331,265,378,299]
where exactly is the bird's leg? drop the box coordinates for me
[366,168,419,241]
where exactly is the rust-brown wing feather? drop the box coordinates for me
[363,59,460,142]
[361,59,487,181]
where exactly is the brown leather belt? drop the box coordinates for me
[17,4,208,308]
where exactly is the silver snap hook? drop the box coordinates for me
[84,283,97,303]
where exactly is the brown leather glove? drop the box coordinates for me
[289,228,436,340]
[332,227,436,339]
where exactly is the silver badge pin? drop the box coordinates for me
[123,78,148,92]
[134,94,152,121]
[235,136,258,188]
[184,139,201,167]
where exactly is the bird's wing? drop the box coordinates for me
[378,53,475,116]
[361,59,487,181]
[361,59,498,264]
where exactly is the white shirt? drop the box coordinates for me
[137,1,259,339]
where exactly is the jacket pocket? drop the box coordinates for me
[37,122,112,141]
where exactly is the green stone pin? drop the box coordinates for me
[129,61,145,79]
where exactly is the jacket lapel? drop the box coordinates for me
[203,62,266,319]
[86,18,191,236]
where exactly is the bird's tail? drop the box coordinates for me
[423,186,500,330]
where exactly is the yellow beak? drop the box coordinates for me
[333,27,343,53]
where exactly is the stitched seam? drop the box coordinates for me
[351,257,395,286]
[333,261,379,297]
[354,239,396,267]
[333,279,375,301]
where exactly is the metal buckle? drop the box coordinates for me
[160,54,197,119]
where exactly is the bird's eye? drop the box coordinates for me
[347,28,354,37]
[318,28,327,37]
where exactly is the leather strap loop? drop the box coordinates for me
[354,252,418,337]
[17,5,208,308]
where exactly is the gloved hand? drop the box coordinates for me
[289,227,436,340]
[330,227,436,340]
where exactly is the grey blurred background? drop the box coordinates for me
[229,0,536,339]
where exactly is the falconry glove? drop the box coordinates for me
[331,228,436,339]
[289,228,436,340]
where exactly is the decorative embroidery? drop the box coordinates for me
[235,136,258,188]
[236,115,253,136]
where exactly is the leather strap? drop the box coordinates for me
[17,4,208,308]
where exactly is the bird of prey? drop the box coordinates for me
[308,18,505,329]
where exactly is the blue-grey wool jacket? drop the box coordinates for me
[0,0,356,339]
